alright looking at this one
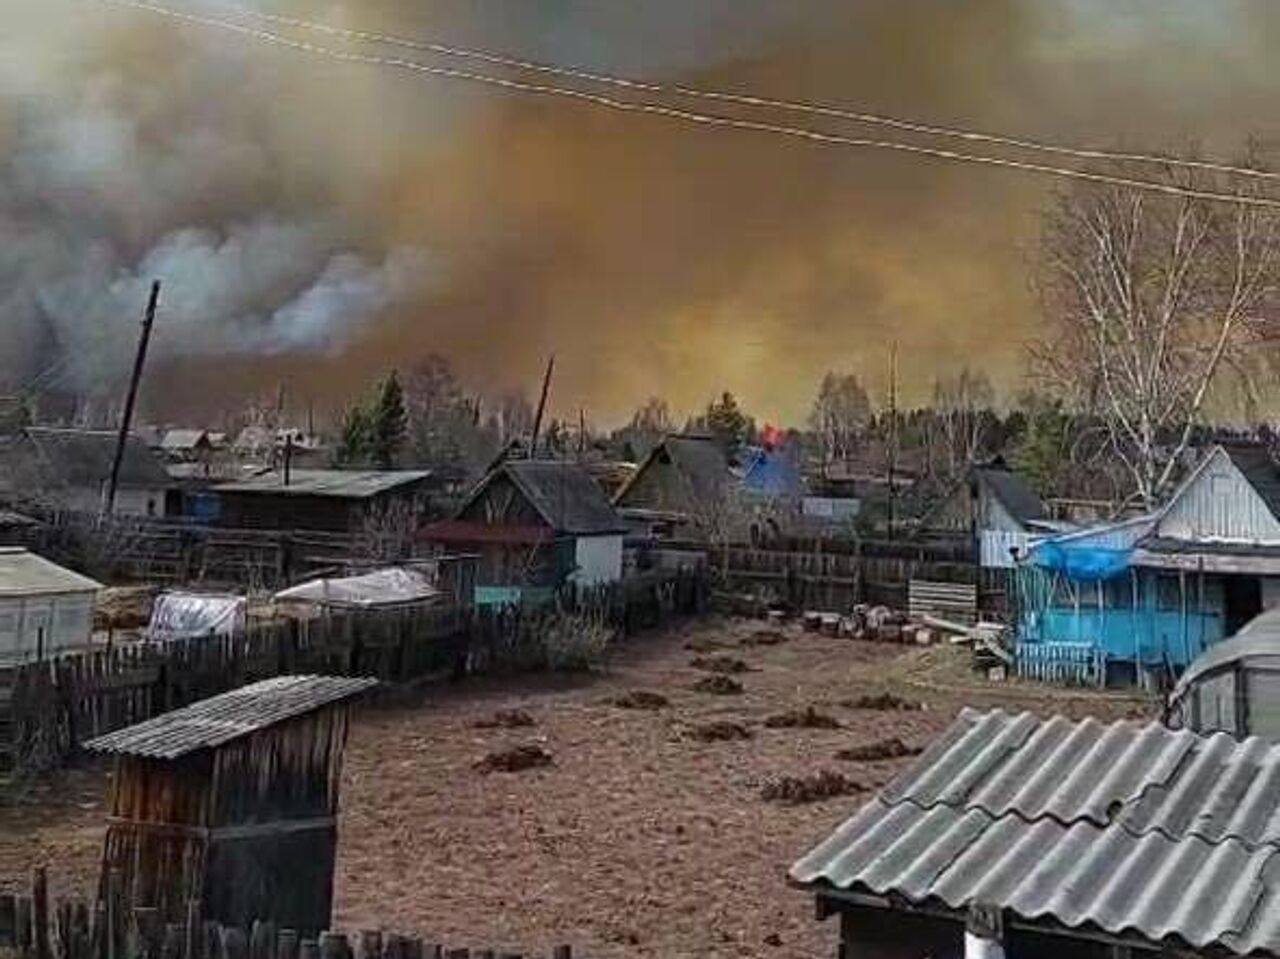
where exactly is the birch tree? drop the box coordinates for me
[1033,156,1280,508]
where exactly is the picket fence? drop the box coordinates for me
[0,869,576,959]
[1014,641,1106,687]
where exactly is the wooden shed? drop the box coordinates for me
[83,675,377,933]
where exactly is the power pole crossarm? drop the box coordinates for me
[105,281,160,516]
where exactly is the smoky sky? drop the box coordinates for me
[5,0,1280,426]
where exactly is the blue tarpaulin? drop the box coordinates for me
[1033,541,1132,581]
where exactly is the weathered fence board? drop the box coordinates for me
[1,569,707,779]
[1015,642,1105,687]
[0,869,577,959]
[907,580,978,627]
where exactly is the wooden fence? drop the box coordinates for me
[0,568,708,779]
[0,868,578,959]
[719,546,1009,616]
[1014,642,1106,687]
[29,514,366,590]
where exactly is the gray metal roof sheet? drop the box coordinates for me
[83,675,377,759]
[216,469,432,499]
[791,708,1280,955]
[0,548,102,597]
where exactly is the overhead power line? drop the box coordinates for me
[235,1,1280,184]
[96,0,1280,210]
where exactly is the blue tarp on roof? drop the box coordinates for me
[740,447,804,497]
[1032,541,1132,581]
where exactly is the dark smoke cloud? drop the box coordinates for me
[5,0,1280,425]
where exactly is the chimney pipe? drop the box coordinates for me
[283,434,294,487]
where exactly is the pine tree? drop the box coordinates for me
[335,402,374,467]
[372,371,407,469]
[705,391,752,459]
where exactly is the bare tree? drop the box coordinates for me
[1033,154,1280,507]
[928,368,996,480]
[809,372,872,470]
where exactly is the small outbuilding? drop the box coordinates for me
[924,459,1059,567]
[613,434,734,539]
[215,468,434,533]
[421,460,626,606]
[1166,606,1280,741]
[84,675,377,933]
[793,707,1280,958]
[0,547,102,663]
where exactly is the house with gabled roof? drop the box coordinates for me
[420,459,627,606]
[613,433,735,540]
[0,427,175,517]
[793,707,1280,958]
[924,458,1063,567]
[1018,443,1280,684]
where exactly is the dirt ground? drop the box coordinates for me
[0,618,1155,959]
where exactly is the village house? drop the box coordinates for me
[0,427,175,517]
[613,433,734,540]
[0,547,102,663]
[793,707,1280,958]
[924,458,1063,567]
[420,459,626,606]
[158,428,214,463]
[1018,443,1280,684]
[215,468,434,533]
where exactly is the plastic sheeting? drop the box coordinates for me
[1031,541,1132,581]
[147,592,247,642]
[273,567,440,609]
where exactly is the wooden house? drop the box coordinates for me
[923,459,1060,567]
[214,469,434,533]
[84,675,377,933]
[793,708,1280,958]
[1,427,175,517]
[0,548,101,663]
[613,434,734,540]
[1019,443,1280,683]
[420,460,626,606]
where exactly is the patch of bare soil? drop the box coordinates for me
[685,721,754,743]
[0,617,1158,959]
[843,692,924,712]
[472,709,536,729]
[740,629,788,647]
[610,691,669,710]
[836,738,924,762]
[764,707,842,730]
[689,655,751,674]
[692,674,745,695]
[761,770,863,805]
[474,744,554,773]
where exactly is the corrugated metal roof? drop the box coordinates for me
[791,709,1280,956]
[83,675,378,759]
[216,469,431,498]
[0,548,102,597]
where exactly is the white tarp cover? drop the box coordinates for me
[147,592,247,641]
[273,567,440,609]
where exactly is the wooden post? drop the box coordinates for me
[15,895,31,959]
[0,894,16,949]
[32,868,49,959]
[106,280,161,516]
[184,903,201,959]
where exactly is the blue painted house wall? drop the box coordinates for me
[1022,569,1225,668]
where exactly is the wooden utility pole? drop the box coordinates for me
[105,281,160,516]
[578,408,586,457]
[886,341,899,539]
[530,354,555,458]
